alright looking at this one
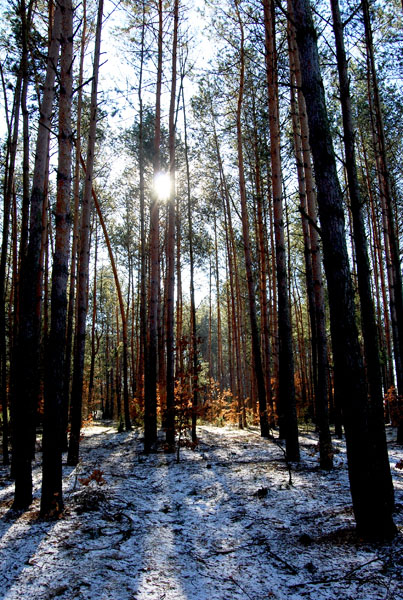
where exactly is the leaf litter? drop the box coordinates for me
[0,423,402,600]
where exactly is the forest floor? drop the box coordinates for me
[0,423,402,600]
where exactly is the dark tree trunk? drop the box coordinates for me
[41,0,73,518]
[288,3,332,468]
[291,0,396,539]
[63,0,86,452]
[0,68,22,467]
[68,0,104,466]
[138,0,147,411]
[87,227,98,410]
[182,83,198,442]
[264,0,299,458]
[165,0,179,451]
[362,0,403,443]
[252,99,275,429]
[144,0,163,453]
[330,0,394,508]
[235,2,270,438]
[13,3,62,509]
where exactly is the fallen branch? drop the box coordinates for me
[207,540,298,575]
[228,575,255,600]
[289,556,383,587]
[264,544,299,575]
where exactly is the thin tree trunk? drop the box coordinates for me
[362,0,403,442]
[144,0,163,453]
[68,0,104,466]
[264,0,299,458]
[165,0,179,451]
[0,70,22,467]
[41,0,73,517]
[78,153,131,429]
[138,0,147,410]
[234,2,269,437]
[252,100,274,428]
[63,0,86,451]
[87,226,98,410]
[182,82,198,442]
[363,144,394,391]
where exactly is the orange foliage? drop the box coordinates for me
[79,469,106,486]
[82,414,94,428]
[200,378,258,427]
[385,386,402,427]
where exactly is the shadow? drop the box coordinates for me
[160,425,403,600]
[1,423,401,600]
[160,427,295,599]
[0,501,65,599]
[0,425,152,600]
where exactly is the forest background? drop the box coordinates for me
[0,0,402,540]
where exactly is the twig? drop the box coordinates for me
[264,544,299,575]
[66,461,82,497]
[289,556,383,587]
[269,437,293,486]
[208,546,242,556]
[228,575,254,600]
[207,540,298,575]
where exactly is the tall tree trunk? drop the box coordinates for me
[13,2,62,508]
[165,0,179,451]
[63,0,86,451]
[182,82,198,442]
[68,0,104,466]
[363,146,395,392]
[234,2,270,438]
[252,100,274,428]
[144,0,162,452]
[79,154,131,429]
[41,0,73,517]
[288,5,332,468]
[138,0,147,410]
[330,0,394,506]
[291,0,396,539]
[0,69,22,467]
[362,0,403,442]
[175,197,183,377]
[87,226,98,410]
[264,0,299,458]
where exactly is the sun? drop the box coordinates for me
[153,172,171,202]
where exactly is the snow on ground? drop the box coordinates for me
[0,423,402,600]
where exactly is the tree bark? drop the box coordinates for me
[264,0,299,458]
[63,0,87,451]
[362,0,403,442]
[13,2,62,508]
[330,0,394,507]
[144,0,163,452]
[182,82,199,442]
[78,152,131,430]
[0,67,22,467]
[234,1,270,438]
[68,0,104,466]
[288,4,332,468]
[41,0,73,518]
[138,0,147,411]
[291,0,396,539]
[165,0,179,451]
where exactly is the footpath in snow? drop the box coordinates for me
[0,423,402,600]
